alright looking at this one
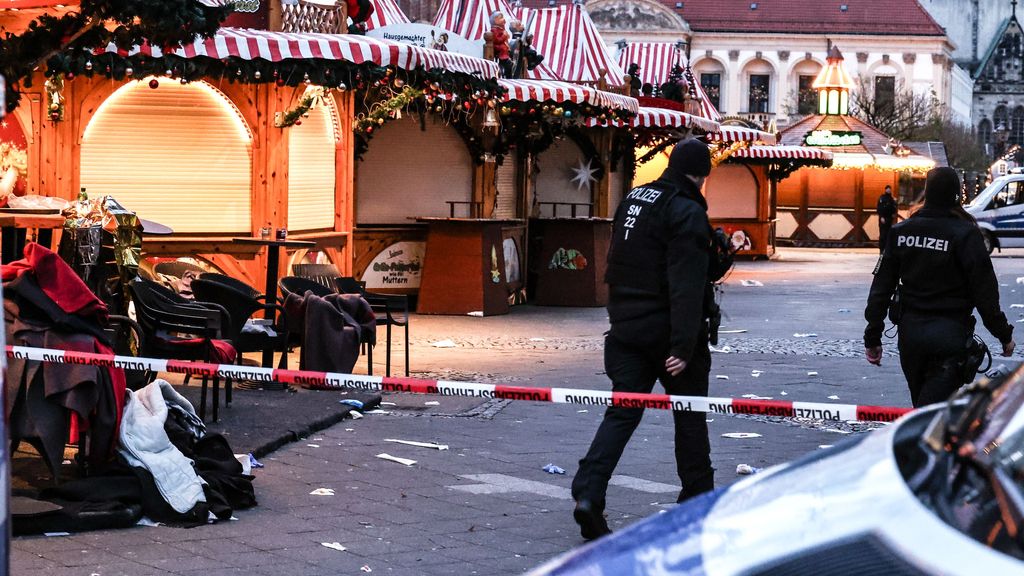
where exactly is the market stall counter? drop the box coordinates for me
[528,217,611,307]
[415,217,523,316]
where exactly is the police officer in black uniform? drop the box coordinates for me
[571,139,717,541]
[864,167,1016,407]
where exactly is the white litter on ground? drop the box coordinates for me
[1017,277,1024,285]
[741,394,773,400]
[43,532,70,537]
[807,371,819,376]
[827,395,840,400]
[736,464,760,475]
[819,445,834,449]
[530,337,546,342]
[722,432,762,439]
[467,311,484,317]
[1012,304,1024,309]
[709,344,733,353]
[577,409,589,413]
[136,517,161,527]
[431,339,458,348]
[364,410,390,414]
[780,391,788,396]
[715,375,730,380]
[321,542,347,552]
[718,329,747,334]
[424,401,440,406]
[379,402,397,406]
[793,333,818,338]
[376,453,417,466]
[307,444,320,448]
[741,279,764,287]
[384,439,449,451]
[349,411,363,419]
[310,488,335,496]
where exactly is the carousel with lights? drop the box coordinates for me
[776,44,936,247]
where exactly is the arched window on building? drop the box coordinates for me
[1011,106,1024,146]
[742,59,775,115]
[979,118,993,155]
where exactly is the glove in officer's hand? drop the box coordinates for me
[1002,339,1016,357]
[665,356,686,376]
[865,346,883,366]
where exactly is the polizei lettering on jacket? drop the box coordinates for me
[896,235,949,252]
[625,187,662,204]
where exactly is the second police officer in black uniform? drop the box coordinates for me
[572,138,727,541]
[864,167,1016,407]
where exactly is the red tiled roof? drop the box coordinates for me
[518,0,946,37]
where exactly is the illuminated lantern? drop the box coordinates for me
[812,44,854,116]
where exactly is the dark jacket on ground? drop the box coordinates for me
[605,175,711,361]
[864,208,1013,348]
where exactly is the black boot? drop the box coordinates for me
[573,499,611,541]
[677,470,715,503]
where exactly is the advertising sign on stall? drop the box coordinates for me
[362,241,425,290]
[366,23,482,57]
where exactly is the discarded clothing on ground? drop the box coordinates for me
[283,291,376,373]
[17,379,256,533]
[4,242,126,480]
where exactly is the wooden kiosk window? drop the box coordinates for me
[288,99,337,230]
[706,164,758,219]
[81,79,253,233]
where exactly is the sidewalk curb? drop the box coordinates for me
[249,393,383,459]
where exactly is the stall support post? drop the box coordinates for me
[476,159,498,218]
[853,169,865,244]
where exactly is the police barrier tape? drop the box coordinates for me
[5,345,913,423]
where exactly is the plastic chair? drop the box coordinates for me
[198,273,266,301]
[292,263,342,292]
[279,276,335,299]
[153,260,206,279]
[191,278,291,377]
[127,278,234,422]
[280,275,376,373]
[335,276,410,376]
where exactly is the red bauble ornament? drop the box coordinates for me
[148,79,159,89]
[366,126,374,134]
[529,108,536,114]
[463,102,471,110]
[276,78,285,87]
[295,119,302,126]
[64,72,74,81]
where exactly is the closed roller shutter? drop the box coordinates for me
[356,116,472,224]
[535,138,590,217]
[707,164,758,219]
[288,102,337,230]
[494,158,518,219]
[81,79,252,233]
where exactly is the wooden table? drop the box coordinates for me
[231,237,315,365]
[0,212,64,263]
[415,218,522,316]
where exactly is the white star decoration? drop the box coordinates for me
[570,158,599,191]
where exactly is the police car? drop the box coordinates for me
[528,367,1024,576]
[965,172,1024,253]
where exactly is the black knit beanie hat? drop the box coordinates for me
[665,138,712,180]
[924,167,960,209]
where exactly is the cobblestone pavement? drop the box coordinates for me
[11,248,1024,575]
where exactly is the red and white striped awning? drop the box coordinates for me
[512,4,624,85]
[364,0,411,32]
[584,106,719,132]
[99,27,499,78]
[616,42,684,87]
[499,79,638,113]
[730,145,833,161]
[710,126,777,145]
[433,0,510,41]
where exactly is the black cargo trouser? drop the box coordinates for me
[571,332,713,509]
[897,312,972,407]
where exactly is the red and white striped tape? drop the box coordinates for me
[5,346,911,423]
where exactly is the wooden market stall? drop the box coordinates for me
[0,14,500,287]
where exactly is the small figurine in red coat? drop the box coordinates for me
[490,10,513,78]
